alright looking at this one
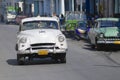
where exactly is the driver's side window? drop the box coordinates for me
[94,22,98,28]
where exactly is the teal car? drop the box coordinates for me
[88,18,120,50]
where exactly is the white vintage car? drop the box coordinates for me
[15,16,68,65]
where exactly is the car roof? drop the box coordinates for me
[21,16,59,23]
[96,18,120,22]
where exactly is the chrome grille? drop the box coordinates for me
[28,43,59,50]
[104,37,120,41]
[31,43,55,46]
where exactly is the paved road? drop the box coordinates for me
[0,23,120,80]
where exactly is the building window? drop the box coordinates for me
[7,3,8,6]
[65,0,69,11]
[9,3,11,6]
[114,0,120,14]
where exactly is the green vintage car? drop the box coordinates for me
[65,12,87,31]
[63,12,87,38]
[88,18,120,50]
[65,12,80,31]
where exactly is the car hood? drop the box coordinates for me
[99,27,120,37]
[18,29,63,43]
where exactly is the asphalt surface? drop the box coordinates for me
[0,23,120,80]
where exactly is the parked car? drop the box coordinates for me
[3,6,17,24]
[15,14,27,24]
[65,12,80,31]
[65,12,86,31]
[88,18,120,50]
[75,21,90,40]
[64,12,87,39]
[15,16,68,65]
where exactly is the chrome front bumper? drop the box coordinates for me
[97,40,120,44]
[17,48,67,54]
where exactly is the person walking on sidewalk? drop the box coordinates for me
[0,14,4,22]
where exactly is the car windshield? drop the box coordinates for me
[99,21,120,28]
[78,22,87,30]
[22,21,58,31]
[8,11,16,15]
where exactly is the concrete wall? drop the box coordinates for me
[33,0,65,16]
[99,0,114,17]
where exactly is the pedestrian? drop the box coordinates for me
[52,12,59,21]
[59,14,65,25]
[1,15,4,22]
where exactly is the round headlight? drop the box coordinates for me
[58,36,65,42]
[99,33,104,38]
[19,37,27,43]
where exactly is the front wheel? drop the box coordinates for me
[17,54,25,65]
[60,56,66,63]
[74,34,81,41]
[95,38,102,51]
[52,53,66,63]
[96,44,103,51]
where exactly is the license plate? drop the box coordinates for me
[114,41,120,44]
[38,50,48,55]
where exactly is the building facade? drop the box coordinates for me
[32,0,65,17]
[86,0,114,18]
[1,0,119,18]
[114,0,120,17]
[99,0,114,17]
[23,0,34,16]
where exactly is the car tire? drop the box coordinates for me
[5,21,9,24]
[91,44,96,49]
[74,34,81,41]
[17,54,25,65]
[59,53,66,63]
[60,56,66,63]
[95,38,102,51]
[52,57,59,63]
[96,45,100,51]
[96,44,103,51]
[52,53,66,63]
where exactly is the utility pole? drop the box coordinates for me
[80,0,83,12]
[51,0,54,16]
[23,0,26,15]
[76,0,82,12]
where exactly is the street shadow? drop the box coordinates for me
[7,59,18,66]
[81,41,120,66]
[82,41,120,52]
[94,52,120,67]
[82,43,96,51]
[102,51,120,65]
[94,65,120,68]
[7,58,63,66]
